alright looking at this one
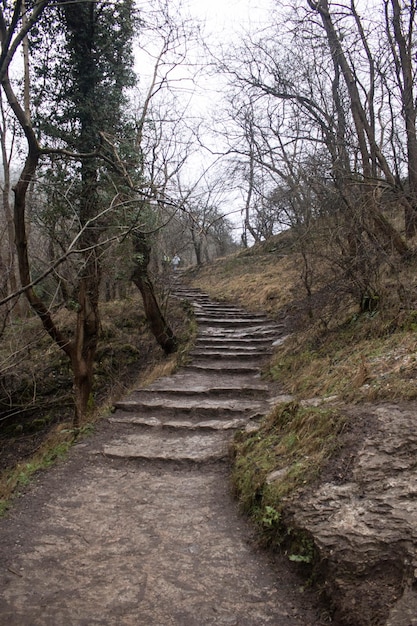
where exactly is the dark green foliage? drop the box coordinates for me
[27,1,141,308]
[30,1,137,150]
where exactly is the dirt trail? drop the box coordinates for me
[0,285,333,625]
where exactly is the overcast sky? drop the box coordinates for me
[184,0,271,50]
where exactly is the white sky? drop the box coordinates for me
[184,0,271,38]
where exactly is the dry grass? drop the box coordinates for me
[267,312,417,403]
[137,357,178,388]
[191,249,300,317]
[190,231,417,405]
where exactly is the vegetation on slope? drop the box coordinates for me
[0,289,192,510]
[191,232,417,404]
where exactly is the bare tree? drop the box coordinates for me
[0,93,19,325]
[384,0,417,237]
[212,0,417,313]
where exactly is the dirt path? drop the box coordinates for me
[0,286,334,625]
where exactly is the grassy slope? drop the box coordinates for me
[190,234,417,404]
[188,234,417,555]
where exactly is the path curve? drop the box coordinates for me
[0,285,334,625]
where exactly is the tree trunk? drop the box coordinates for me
[69,278,98,426]
[309,0,409,256]
[131,233,177,355]
[190,224,203,266]
[390,0,417,238]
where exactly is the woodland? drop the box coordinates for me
[1,0,417,485]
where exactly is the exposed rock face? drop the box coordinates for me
[288,402,417,625]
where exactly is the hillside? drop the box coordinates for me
[1,232,417,624]
[186,234,417,626]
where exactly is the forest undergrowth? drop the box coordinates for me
[0,286,192,510]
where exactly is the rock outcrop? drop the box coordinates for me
[287,402,417,625]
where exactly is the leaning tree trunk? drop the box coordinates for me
[13,147,100,427]
[131,233,177,355]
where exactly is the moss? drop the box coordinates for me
[232,401,346,549]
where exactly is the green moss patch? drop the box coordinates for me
[232,401,346,553]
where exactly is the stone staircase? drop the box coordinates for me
[103,285,284,464]
[0,283,331,626]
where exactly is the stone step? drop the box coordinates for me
[140,371,269,395]
[114,396,267,420]
[192,343,274,354]
[126,385,268,399]
[133,372,269,394]
[196,317,272,327]
[189,349,270,360]
[195,333,275,342]
[196,334,280,345]
[195,314,267,323]
[109,415,247,431]
[185,362,261,375]
[194,310,268,321]
[176,287,206,293]
[195,338,275,349]
[102,431,231,463]
[175,292,210,302]
[198,325,283,337]
[193,302,245,310]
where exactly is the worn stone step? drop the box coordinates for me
[195,306,248,314]
[196,316,273,327]
[126,386,267,399]
[194,339,275,351]
[195,335,276,344]
[189,349,270,360]
[194,302,265,311]
[185,362,261,375]
[102,431,230,463]
[194,310,269,321]
[196,334,280,346]
[139,371,269,395]
[109,415,247,431]
[198,325,283,338]
[192,342,274,353]
[143,367,268,392]
[114,396,267,420]
[175,292,210,303]
[173,287,207,295]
